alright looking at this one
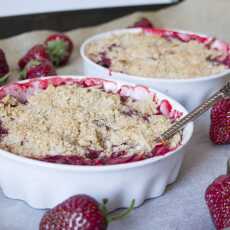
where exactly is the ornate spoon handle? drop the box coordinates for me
[156,81,230,144]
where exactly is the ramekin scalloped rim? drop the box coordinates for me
[0,76,193,210]
[80,28,230,109]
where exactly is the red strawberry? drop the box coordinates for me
[18,44,50,69]
[131,18,154,28]
[210,98,230,144]
[205,160,230,229]
[45,33,73,66]
[0,49,9,84]
[40,194,135,230]
[20,59,56,80]
[159,99,172,116]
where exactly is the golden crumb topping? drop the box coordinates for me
[86,32,227,79]
[0,85,180,158]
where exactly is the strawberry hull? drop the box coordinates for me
[0,76,193,210]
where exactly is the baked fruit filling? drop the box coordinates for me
[85,29,230,79]
[0,78,182,165]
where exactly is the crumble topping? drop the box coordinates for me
[0,84,181,159]
[85,32,227,79]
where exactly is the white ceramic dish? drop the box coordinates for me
[80,28,230,110]
[0,76,193,210]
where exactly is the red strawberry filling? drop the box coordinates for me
[146,28,230,68]
[0,121,8,139]
[97,52,111,68]
[36,144,171,166]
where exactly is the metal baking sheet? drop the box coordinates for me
[1,0,178,17]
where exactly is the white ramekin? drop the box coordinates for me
[0,76,193,210]
[80,28,230,110]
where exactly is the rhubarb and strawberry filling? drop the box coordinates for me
[0,82,181,165]
[85,30,230,79]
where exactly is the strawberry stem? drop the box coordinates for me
[19,69,26,80]
[106,199,135,223]
[227,159,230,175]
[47,40,67,66]
[0,74,9,85]
[100,199,109,217]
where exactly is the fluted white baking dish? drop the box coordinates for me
[0,76,193,210]
[80,28,230,110]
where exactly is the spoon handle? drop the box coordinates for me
[156,81,230,144]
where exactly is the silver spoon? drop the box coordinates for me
[155,81,230,144]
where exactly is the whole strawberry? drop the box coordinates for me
[205,160,230,229]
[18,44,50,69]
[131,18,154,28]
[40,194,135,230]
[210,98,230,144]
[20,59,56,79]
[45,33,73,66]
[0,48,9,84]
